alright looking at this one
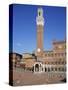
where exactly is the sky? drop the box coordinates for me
[10,4,66,54]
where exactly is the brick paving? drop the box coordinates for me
[12,68,66,86]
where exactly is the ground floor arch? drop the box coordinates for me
[33,63,66,73]
[33,62,45,73]
[35,63,39,72]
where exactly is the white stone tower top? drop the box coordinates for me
[36,8,44,26]
[38,8,43,17]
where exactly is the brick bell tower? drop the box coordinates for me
[36,8,44,57]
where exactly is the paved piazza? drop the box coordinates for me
[12,68,66,86]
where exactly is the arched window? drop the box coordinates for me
[48,68,50,72]
[58,61,60,64]
[51,67,54,71]
[55,61,57,64]
[55,67,57,71]
[45,67,47,72]
[62,68,64,71]
[58,67,61,71]
[35,64,39,72]
[62,61,64,64]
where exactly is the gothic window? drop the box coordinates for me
[55,46,58,50]
[48,68,50,72]
[62,61,64,64]
[55,61,57,64]
[58,61,60,64]
[62,68,64,71]
[48,62,50,64]
[58,67,61,71]
[55,67,57,71]
[52,62,54,64]
[45,68,47,72]
[51,67,54,71]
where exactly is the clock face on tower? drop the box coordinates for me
[37,48,41,52]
